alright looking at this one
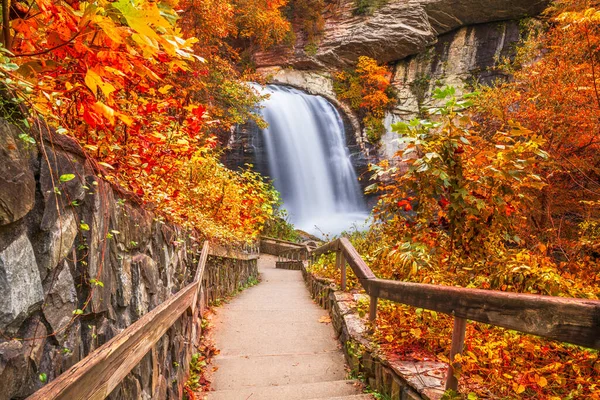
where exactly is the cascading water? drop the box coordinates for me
[253,84,369,236]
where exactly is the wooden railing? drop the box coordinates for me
[27,241,226,400]
[310,238,600,391]
[278,246,309,262]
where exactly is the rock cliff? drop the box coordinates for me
[251,1,547,161]
[254,0,548,69]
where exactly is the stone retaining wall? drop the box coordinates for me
[302,267,446,400]
[275,260,304,270]
[0,120,258,399]
[259,238,308,258]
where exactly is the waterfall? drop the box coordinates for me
[253,84,369,237]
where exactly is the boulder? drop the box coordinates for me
[43,261,78,340]
[0,317,48,399]
[0,121,36,225]
[115,255,134,308]
[0,340,27,399]
[0,232,44,331]
[34,209,78,280]
[39,147,86,231]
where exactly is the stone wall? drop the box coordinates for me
[302,268,447,400]
[0,119,258,399]
[275,261,304,270]
[259,238,309,258]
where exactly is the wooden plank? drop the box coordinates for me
[339,238,376,280]
[445,317,467,391]
[340,254,347,291]
[311,239,340,257]
[364,278,600,349]
[194,241,210,284]
[191,241,210,315]
[27,283,198,399]
[209,244,259,260]
[369,295,378,322]
[260,236,306,247]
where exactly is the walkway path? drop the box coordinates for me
[204,254,371,400]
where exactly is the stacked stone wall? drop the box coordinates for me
[0,120,257,399]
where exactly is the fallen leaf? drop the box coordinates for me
[318,316,331,323]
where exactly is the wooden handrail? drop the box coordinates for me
[363,278,600,349]
[260,236,306,246]
[29,242,212,400]
[309,238,600,391]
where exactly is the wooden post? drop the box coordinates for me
[445,317,467,391]
[369,295,378,322]
[341,254,347,291]
[335,250,343,289]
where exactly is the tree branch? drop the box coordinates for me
[12,23,89,57]
[2,0,11,50]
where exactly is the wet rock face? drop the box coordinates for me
[0,232,44,332]
[254,0,548,69]
[0,119,260,399]
[380,20,522,159]
[0,123,36,225]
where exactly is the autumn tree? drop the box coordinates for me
[477,0,600,270]
[334,56,397,143]
[0,0,289,243]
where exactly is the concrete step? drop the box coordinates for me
[210,351,348,390]
[308,395,376,400]
[204,379,364,400]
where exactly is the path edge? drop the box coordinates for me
[301,265,446,400]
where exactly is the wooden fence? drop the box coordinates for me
[308,238,600,391]
[27,241,227,400]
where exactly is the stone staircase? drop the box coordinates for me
[206,380,373,399]
[203,255,373,400]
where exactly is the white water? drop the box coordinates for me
[253,84,369,237]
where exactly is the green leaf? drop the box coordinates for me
[59,174,76,183]
[18,133,36,144]
[80,221,90,231]
[89,279,104,287]
[73,309,84,315]
[39,373,47,383]
[2,62,19,71]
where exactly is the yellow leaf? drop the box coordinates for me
[158,85,173,94]
[84,69,99,96]
[318,316,331,323]
[98,161,114,170]
[513,383,526,394]
[85,69,116,98]
[112,0,171,40]
[93,101,115,125]
[466,351,478,362]
[117,113,134,126]
[538,376,548,388]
